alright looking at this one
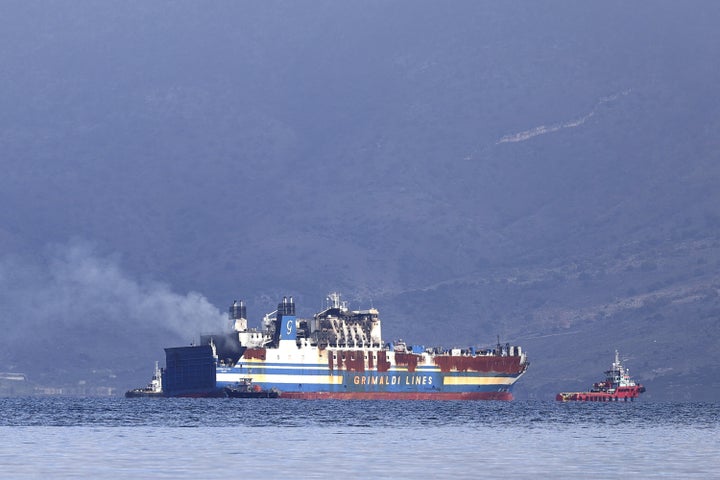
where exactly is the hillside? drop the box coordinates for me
[1,2,719,400]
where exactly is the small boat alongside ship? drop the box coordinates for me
[125,361,164,398]
[224,378,280,398]
[556,350,645,402]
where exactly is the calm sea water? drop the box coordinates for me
[0,398,717,479]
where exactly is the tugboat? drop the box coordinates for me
[224,378,280,398]
[556,350,645,402]
[125,361,164,398]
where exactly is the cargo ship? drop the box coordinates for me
[556,350,645,402]
[161,293,529,400]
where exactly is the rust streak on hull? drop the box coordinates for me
[434,355,522,374]
[244,348,266,360]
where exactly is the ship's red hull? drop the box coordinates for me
[279,391,514,401]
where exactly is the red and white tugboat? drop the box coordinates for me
[556,350,645,402]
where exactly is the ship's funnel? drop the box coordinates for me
[277,296,296,316]
[229,300,247,320]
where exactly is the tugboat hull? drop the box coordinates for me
[124,389,164,398]
[556,386,645,402]
[224,387,280,398]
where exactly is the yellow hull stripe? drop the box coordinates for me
[443,376,516,386]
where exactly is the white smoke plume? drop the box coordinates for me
[0,241,227,375]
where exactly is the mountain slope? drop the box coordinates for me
[1,1,719,400]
